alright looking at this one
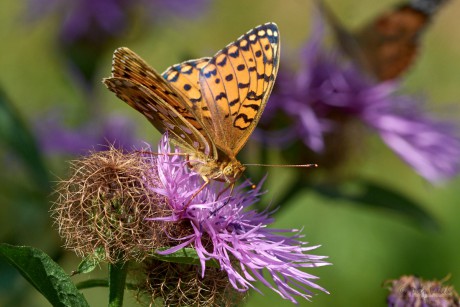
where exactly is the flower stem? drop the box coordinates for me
[108,261,128,307]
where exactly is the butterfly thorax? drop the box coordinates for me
[188,153,245,183]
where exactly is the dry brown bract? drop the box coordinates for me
[138,259,244,307]
[52,148,185,263]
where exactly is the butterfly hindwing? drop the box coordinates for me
[198,22,280,156]
[110,47,206,134]
[104,76,213,157]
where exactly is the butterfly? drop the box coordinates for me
[317,0,449,81]
[103,22,280,185]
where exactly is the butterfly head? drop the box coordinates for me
[221,160,246,183]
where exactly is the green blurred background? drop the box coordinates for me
[1,0,459,306]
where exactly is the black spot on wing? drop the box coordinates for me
[163,90,179,97]
[215,92,227,101]
[239,42,250,51]
[228,49,239,58]
[181,67,193,75]
[238,82,250,89]
[256,73,272,82]
[217,56,227,67]
[246,91,264,100]
[165,71,179,82]
[244,104,260,111]
[233,113,253,130]
[229,98,239,106]
[204,69,217,78]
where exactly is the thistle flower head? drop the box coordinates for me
[386,275,460,307]
[54,134,330,303]
[53,147,171,262]
[140,259,244,306]
[143,135,330,303]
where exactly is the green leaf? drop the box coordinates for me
[73,257,98,276]
[0,88,50,192]
[72,247,105,276]
[152,248,219,268]
[314,178,439,230]
[0,244,89,307]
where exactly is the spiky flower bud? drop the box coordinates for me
[137,259,244,307]
[52,148,174,262]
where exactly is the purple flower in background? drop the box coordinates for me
[26,0,209,44]
[386,275,460,307]
[144,135,330,303]
[34,109,143,155]
[264,13,460,182]
[25,0,210,87]
[365,99,460,182]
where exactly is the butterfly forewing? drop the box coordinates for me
[162,58,210,112]
[104,73,214,157]
[198,22,280,156]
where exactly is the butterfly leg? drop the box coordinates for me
[217,183,235,200]
[183,177,210,211]
[208,183,236,216]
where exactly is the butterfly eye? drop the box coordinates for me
[223,165,234,176]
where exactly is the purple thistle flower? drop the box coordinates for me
[27,0,131,44]
[144,134,330,303]
[33,109,142,155]
[263,12,460,182]
[386,275,460,307]
[26,0,210,44]
[25,0,210,87]
[364,98,460,182]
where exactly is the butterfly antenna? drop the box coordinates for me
[244,163,319,168]
[242,173,257,189]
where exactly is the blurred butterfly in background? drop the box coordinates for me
[104,23,280,185]
[317,0,450,81]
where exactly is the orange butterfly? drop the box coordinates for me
[104,23,280,185]
[317,0,449,80]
